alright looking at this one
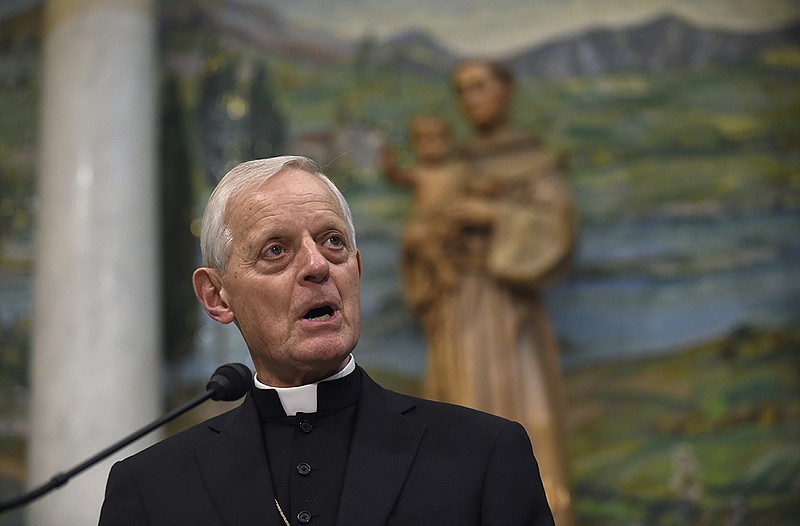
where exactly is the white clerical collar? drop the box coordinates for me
[253,355,356,416]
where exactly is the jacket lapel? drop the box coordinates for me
[336,372,427,526]
[195,395,284,526]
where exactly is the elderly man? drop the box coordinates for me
[98,156,554,526]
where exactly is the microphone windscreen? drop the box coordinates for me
[206,363,252,401]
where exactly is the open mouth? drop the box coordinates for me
[303,305,334,321]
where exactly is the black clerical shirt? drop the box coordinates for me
[251,369,362,525]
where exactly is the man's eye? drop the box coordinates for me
[326,235,344,248]
[265,245,283,258]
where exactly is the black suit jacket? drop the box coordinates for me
[99,369,554,525]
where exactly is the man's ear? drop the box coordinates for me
[192,268,235,324]
[356,250,362,277]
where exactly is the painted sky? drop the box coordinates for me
[267,0,800,56]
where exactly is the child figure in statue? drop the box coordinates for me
[383,114,466,317]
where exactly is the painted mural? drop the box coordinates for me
[1,0,799,524]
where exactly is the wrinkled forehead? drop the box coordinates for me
[225,169,345,230]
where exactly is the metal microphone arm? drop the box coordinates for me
[0,362,251,513]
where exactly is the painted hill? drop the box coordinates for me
[507,14,800,78]
[305,13,800,78]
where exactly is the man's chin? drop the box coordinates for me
[297,341,354,368]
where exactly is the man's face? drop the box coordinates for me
[453,62,511,130]
[201,168,362,386]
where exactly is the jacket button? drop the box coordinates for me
[297,462,312,476]
[297,510,312,523]
[299,420,313,433]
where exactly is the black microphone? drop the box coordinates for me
[205,362,253,401]
[0,362,252,513]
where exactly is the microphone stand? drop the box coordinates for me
[0,362,251,513]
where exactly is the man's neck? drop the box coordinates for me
[253,355,356,415]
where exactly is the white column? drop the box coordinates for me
[27,0,160,524]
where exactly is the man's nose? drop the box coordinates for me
[300,238,330,283]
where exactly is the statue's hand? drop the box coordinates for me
[466,178,506,197]
[440,197,496,226]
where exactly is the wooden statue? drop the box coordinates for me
[389,60,578,525]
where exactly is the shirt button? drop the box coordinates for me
[299,420,313,433]
[297,510,312,523]
[297,462,312,476]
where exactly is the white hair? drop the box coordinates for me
[199,156,356,273]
